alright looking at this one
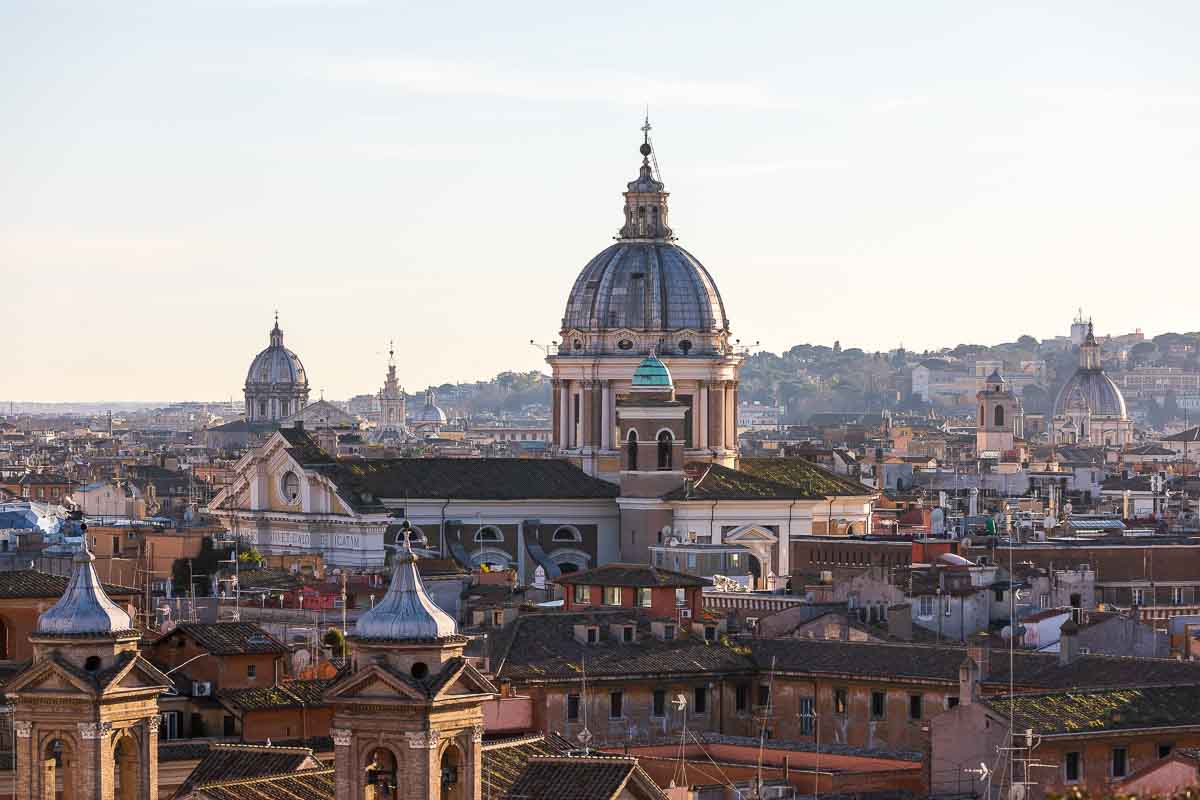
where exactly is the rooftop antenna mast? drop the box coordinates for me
[577,655,593,755]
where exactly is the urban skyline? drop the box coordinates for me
[7,2,1200,400]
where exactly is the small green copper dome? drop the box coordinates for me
[632,354,673,388]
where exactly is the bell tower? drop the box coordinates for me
[5,539,171,800]
[975,369,1020,456]
[325,526,496,800]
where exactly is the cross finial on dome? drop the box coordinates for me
[641,110,652,159]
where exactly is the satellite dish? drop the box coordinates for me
[672,694,688,711]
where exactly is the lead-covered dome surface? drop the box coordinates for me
[246,320,308,387]
[1054,369,1127,418]
[563,242,728,333]
[37,544,133,636]
[354,537,457,641]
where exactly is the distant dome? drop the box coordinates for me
[246,319,308,389]
[354,536,457,641]
[1055,370,1127,418]
[37,544,133,636]
[416,390,448,424]
[563,242,728,334]
[1054,321,1127,419]
[632,352,673,389]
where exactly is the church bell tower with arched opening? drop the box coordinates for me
[5,539,171,800]
[325,527,497,800]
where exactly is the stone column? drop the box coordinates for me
[144,716,159,800]
[331,727,354,800]
[14,720,32,800]
[600,381,612,450]
[580,382,595,449]
[551,381,561,450]
[558,383,570,450]
[725,382,738,450]
[698,382,709,450]
[709,384,725,451]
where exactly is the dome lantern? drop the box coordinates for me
[619,116,673,241]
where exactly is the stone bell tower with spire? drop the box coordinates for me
[5,537,171,800]
[324,525,497,800]
[373,341,407,443]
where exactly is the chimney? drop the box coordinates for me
[966,638,990,681]
[1059,618,1080,666]
[959,656,980,704]
[887,603,912,642]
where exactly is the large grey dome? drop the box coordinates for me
[37,543,133,636]
[245,320,308,388]
[563,242,728,333]
[1054,369,1127,418]
[416,390,448,424]
[354,536,457,641]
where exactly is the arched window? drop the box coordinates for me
[994,405,1005,427]
[474,526,503,543]
[365,747,397,798]
[627,429,639,471]
[658,430,673,470]
[552,526,581,543]
[259,400,268,419]
[979,405,984,426]
[441,744,463,800]
[280,400,289,417]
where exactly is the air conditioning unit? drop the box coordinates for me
[679,609,693,620]
[192,681,212,697]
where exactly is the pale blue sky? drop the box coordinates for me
[4,2,1200,401]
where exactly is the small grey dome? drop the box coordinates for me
[37,544,133,636]
[1055,369,1127,418]
[563,242,728,333]
[417,390,448,424]
[245,320,308,388]
[354,538,457,641]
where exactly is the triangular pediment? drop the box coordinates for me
[723,525,778,544]
[7,659,96,697]
[324,665,426,702]
[431,660,498,700]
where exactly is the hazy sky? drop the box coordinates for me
[5,2,1200,402]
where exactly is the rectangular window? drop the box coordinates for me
[610,691,623,719]
[653,689,665,718]
[834,688,847,716]
[694,686,707,714]
[574,585,591,604]
[871,691,886,720]
[947,696,960,709]
[1174,587,1186,605]
[159,711,180,740]
[798,697,814,735]
[664,624,676,640]
[735,684,749,713]
[1039,593,1050,608]
[637,587,652,608]
[604,586,622,606]
[586,627,598,644]
[918,596,934,617]
[704,626,716,642]
[567,694,580,722]
[223,715,235,737]
[1159,743,1174,759]
[675,588,687,607]
[622,626,634,643]
[1132,588,1145,606]
[247,664,257,679]
[758,684,771,709]
[909,694,922,720]
[1112,747,1127,778]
